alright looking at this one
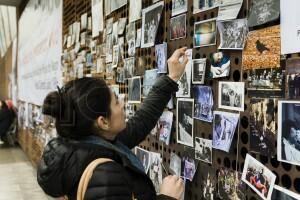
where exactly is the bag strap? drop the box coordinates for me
[77,158,113,200]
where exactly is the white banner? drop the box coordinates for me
[18,0,62,105]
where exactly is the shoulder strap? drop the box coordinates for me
[77,158,113,200]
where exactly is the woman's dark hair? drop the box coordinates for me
[42,77,111,139]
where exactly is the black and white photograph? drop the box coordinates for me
[271,185,300,200]
[116,67,125,83]
[143,69,158,97]
[105,34,113,63]
[117,17,126,35]
[195,137,212,164]
[129,0,142,23]
[242,154,276,200]
[128,76,141,103]
[182,156,197,181]
[193,0,218,14]
[247,68,284,98]
[128,39,136,56]
[110,0,127,13]
[149,152,162,193]
[155,42,168,73]
[135,147,151,173]
[105,63,113,80]
[170,14,186,40]
[192,58,206,84]
[118,37,125,60]
[286,58,300,99]
[172,0,187,16]
[217,19,248,50]
[112,45,119,68]
[194,85,213,122]
[213,111,239,152]
[125,103,135,121]
[81,12,87,30]
[169,152,181,176]
[278,101,300,166]
[218,81,245,112]
[248,0,280,28]
[217,0,243,21]
[106,17,113,34]
[136,28,142,48]
[250,99,276,156]
[96,57,105,73]
[158,111,173,145]
[124,57,135,79]
[210,52,230,78]
[177,98,194,147]
[141,1,164,48]
[126,22,135,42]
[194,19,217,48]
[199,162,216,200]
[112,21,118,45]
[176,49,192,97]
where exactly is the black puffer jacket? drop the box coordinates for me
[37,76,178,200]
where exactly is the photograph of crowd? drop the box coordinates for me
[128,76,141,103]
[250,99,276,156]
[192,58,206,84]
[176,49,192,97]
[272,185,300,200]
[217,19,248,50]
[194,19,216,47]
[169,152,181,176]
[247,68,284,98]
[177,98,194,147]
[172,0,187,16]
[141,2,164,48]
[143,69,158,97]
[195,137,212,164]
[286,58,300,99]
[278,101,300,166]
[242,154,276,200]
[218,81,245,112]
[194,85,213,122]
[210,52,230,78]
[155,42,168,73]
[158,111,173,145]
[135,147,150,173]
[149,152,162,193]
[170,14,186,40]
[213,111,239,152]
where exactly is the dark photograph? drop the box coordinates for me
[286,58,300,99]
[192,58,206,84]
[195,137,212,164]
[128,76,141,103]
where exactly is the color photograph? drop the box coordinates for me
[170,14,186,40]
[194,85,213,122]
[194,19,217,48]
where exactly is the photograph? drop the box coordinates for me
[149,152,162,193]
[128,39,136,56]
[112,21,118,45]
[192,58,206,84]
[112,45,119,68]
[217,19,248,50]
[176,49,192,97]
[177,98,194,147]
[199,162,216,200]
[135,147,150,173]
[141,1,164,48]
[106,17,113,34]
[217,0,243,21]
[194,85,213,122]
[194,18,217,48]
[116,67,125,83]
[155,42,168,73]
[218,81,245,112]
[272,185,300,200]
[136,28,142,47]
[195,137,212,164]
[81,12,87,30]
[128,76,141,103]
[250,99,276,157]
[210,52,230,78]
[242,26,280,70]
[105,34,113,63]
[286,58,300,99]
[170,14,186,40]
[213,111,239,152]
[143,69,158,97]
[182,156,197,181]
[117,17,127,35]
[158,111,173,145]
[126,22,135,42]
[169,152,181,176]
[248,0,280,27]
[129,0,142,23]
[193,0,218,14]
[125,103,135,122]
[110,0,127,12]
[124,57,135,79]
[247,68,284,98]
[105,63,113,80]
[172,0,187,16]
[278,101,300,166]
[242,154,276,200]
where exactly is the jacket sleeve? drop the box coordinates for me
[117,76,178,149]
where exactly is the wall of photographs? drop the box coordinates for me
[58,0,300,199]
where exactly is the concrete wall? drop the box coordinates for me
[0,44,13,100]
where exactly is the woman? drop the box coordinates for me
[37,48,188,200]
[0,100,16,142]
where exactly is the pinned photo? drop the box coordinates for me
[213,111,239,152]
[105,34,113,63]
[194,19,217,48]
[155,42,168,73]
[143,69,158,97]
[112,45,119,68]
[286,58,300,99]
[149,152,162,193]
[194,85,213,122]
[218,81,245,112]
[129,0,142,23]
[158,111,173,145]
[195,137,212,164]
[169,152,181,176]
[217,0,243,21]
[192,59,206,84]
[172,0,187,16]
[170,14,186,40]
[272,185,300,200]
[128,76,141,103]
[116,67,125,83]
[210,52,230,78]
[124,57,135,79]
[176,49,192,97]
[182,157,197,182]
[193,0,218,13]
[242,154,276,200]
[135,147,150,173]
[199,162,216,200]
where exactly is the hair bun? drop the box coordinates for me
[42,91,61,117]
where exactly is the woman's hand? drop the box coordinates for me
[167,47,188,82]
[160,175,184,200]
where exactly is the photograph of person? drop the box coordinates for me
[176,49,192,97]
[182,157,197,181]
[128,76,141,103]
[242,154,276,200]
[143,69,158,97]
[213,111,239,152]
[194,85,213,122]
[155,42,168,73]
[124,57,135,79]
[170,14,186,40]
[194,19,217,47]
[192,58,206,84]
[158,111,173,145]
[250,99,276,156]
[271,185,300,200]
[210,52,230,78]
[195,137,212,164]
[286,58,300,99]
[278,101,300,166]
[170,152,181,176]
[135,147,150,173]
[149,152,163,193]
[199,162,216,200]
[177,98,194,147]
[172,0,187,16]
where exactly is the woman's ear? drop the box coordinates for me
[97,116,109,131]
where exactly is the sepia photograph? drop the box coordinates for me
[158,111,173,145]
[169,152,181,176]
[141,1,164,48]
[172,0,187,16]
[242,154,276,200]
[195,137,212,164]
[170,14,186,40]
[194,18,217,48]
[128,76,141,103]
[272,185,300,200]
[278,101,300,166]
[194,85,213,122]
[135,147,150,173]
[192,59,206,84]
[286,58,300,99]
[124,57,135,79]
[217,19,248,50]
[155,42,168,73]
[129,0,142,23]
[210,52,230,78]
[176,49,192,97]
[149,152,162,193]
[177,98,194,147]
[213,111,239,152]
[143,69,158,97]
[218,81,245,112]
